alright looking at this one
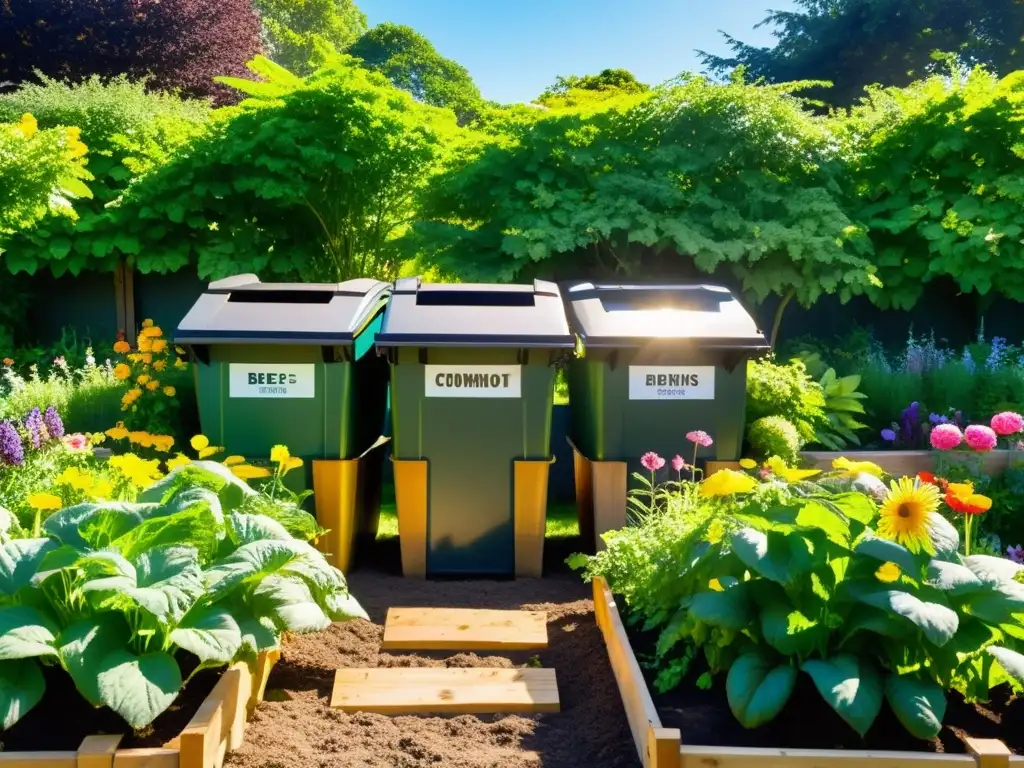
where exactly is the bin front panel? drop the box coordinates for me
[390,347,555,576]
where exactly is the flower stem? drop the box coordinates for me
[691,444,699,483]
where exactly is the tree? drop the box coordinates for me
[0,0,262,104]
[409,75,875,346]
[108,55,461,282]
[0,76,210,276]
[846,68,1024,310]
[540,68,649,99]
[698,0,1024,108]
[349,23,482,123]
[252,0,367,75]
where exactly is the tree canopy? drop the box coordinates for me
[349,23,483,122]
[698,0,1024,108]
[540,68,649,99]
[252,0,367,74]
[0,0,262,104]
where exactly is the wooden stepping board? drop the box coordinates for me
[381,607,548,651]
[330,667,559,714]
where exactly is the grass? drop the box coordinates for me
[375,484,580,540]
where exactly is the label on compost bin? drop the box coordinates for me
[228,363,315,399]
[628,366,715,400]
[424,365,522,398]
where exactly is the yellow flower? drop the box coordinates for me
[700,469,758,498]
[138,336,152,353]
[140,326,163,338]
[174,358,188,370]
[946,482,975,498]
[151,339,167,354]
[141,353,152,365]
[151,435,175,453]
[166,453,191,471]
[65,127,87,158]
[113,363,131,381]
[190,434,210,451]
[17,113,37,139]
[223,455,246,466]
[27,493,61,511]
[706,519,726,545]
[875,562,902,583]
[127,353,142,363]
[89,432,106,445]
[146,380,160,392]
[109,453,163,488]
[113,341,131,354]
[162,386,176,397]
[270,445,290,464]
[198,446,223,459]
[878,477,940,554]
[739,458,757,470]
[142,319,154,329]
[709,578,724,592]
[105,424,130,440]
[231,464,272,480]
[55,467,82,486]
[833,456,885,478]
[89,479,113,500]
[766,456,822,483]
[136,374,150,385]
[153,360,167,372]
[129,431,154,448]
[175,346,185,355]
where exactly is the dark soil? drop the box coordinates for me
[0,652,220,752]
[224,536,639,768]
[623,603,1024,754]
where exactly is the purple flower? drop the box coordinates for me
[900,402,920,444]
[0,422,24,466]
[43,407,64,440]
[23,407,44,449]
[880,428,897,442]
[929,413,949,425]
[641,452,666,472]
[1008,545,1024,565]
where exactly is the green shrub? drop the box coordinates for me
[747,416,802,464]
[745,358,826,443]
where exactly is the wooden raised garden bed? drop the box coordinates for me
[591,577,1018,768]
[0,650,278,768]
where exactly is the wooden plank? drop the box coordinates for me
[114,261,127,342]
[382,607,548,651]
[329,667,559,714]
[966,737,1012,768]
[677,746,977,767]
[249,649,280,718]
[570,440,596,550]
[513,459,551,578]
[591,460,628,551]
[112,750,179,768]
[0,756,77,768]
[78,735,123,768]
[392,458,428,578]
[592,577,672,767]
[647,726,681,768]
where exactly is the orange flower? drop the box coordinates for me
[153,359,167,372]
[3,358,13,366]
[146,379,160,392]
[113,363,131,381]
[946,488,992,516]
[138,336,152,353]
[141,353,152,365]
[113,341,131,354]
[151,339,167,354]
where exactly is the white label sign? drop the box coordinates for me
[628,366,715,400]
[425,365,522,398]
[229,363,315,399]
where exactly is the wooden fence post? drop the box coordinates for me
[965,736,1011,768]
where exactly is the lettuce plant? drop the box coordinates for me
[0,460,365,731]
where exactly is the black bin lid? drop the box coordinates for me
[175,274,391,345]
[375,277,575,349]
[563,282,769,351]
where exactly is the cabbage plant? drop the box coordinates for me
[0,461,366,730]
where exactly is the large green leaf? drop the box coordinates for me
[324,589,369,622]
[113,506,221,563]
[0,606,59,660]
[926,560,985,595]
[0,659,45,729]
[97,649,182,728]
[854,535,920,576]
[885,674,945,739]
[688,588,752,631]
[855,586,959,646]
[726,653,797,728]
[967,581,1024,626]
[204,539,317,599]
[226,602,281,657]
[0,539,57,598]
[802,655,883,737]
[170,606,242,664]
[141,462,255,511]
[928,514,960,558]
[248,575,331,633]
[157,487,225,526]
[795,502,851,547]
[829,492,877,525]
[82,547,204,625]
[759,598,822,656]
[840,604,912,641]
[987,646,1024,685]
[228,512,292,545]
[730,528,809,585]
[58,615,131,707]
[43,502,150,550]
[964,555,1024,586]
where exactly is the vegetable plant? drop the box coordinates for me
[0,460,365,731]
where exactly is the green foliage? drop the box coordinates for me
[846,69,1024,310]
[538,69,649,107]
[254,0,367,74]
[0,461,364,730]
[699,0,1024,108]
[110,55,460,282]
[747,417,802,465]
[0,76,210,277]
[0,114,92,242]
[0,357,121,435]
[349,23,483,123]
[745,358,826,445]
[411,74,874,311]
[800,353,869,448]
[575,464,1024,739]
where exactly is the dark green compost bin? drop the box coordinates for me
[174,273,392,571]
[564,282,769,466]
[377,277,575,578]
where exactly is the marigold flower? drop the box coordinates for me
[142,319,154,329]
[141,353,152,365]
[105,424,130,440]
[137,374,150,385]
[127,353,142,363]
[113,363,131,381]
[146,380,160,392]
[89,479,113,500]
[700,469,758,497]
[162,386,176,397]
[270,444,291,465]
[138,336,152,353]
[28,492,62,511]
[140,326,163,339]
[1,358,11,367]
[113,341,131,354]
[166,453,191,471]
[151,339,167,354]
[153,360,167,372]
[151,435,175,453]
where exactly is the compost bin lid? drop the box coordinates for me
[562,282,769,351]
[174,274,391,345]
[374,277,575,349]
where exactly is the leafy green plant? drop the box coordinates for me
[800,354,869,449]
[746,358,827,445]
[747,416,802,464]
[0,460,364,730]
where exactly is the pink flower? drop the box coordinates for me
[641,452,666,472]
[671,455,686,473]
[929,423,963,451]
[991,412,1024,437]
[61,433,89,452]
[686,430,714,448]
[964,424,998,452]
